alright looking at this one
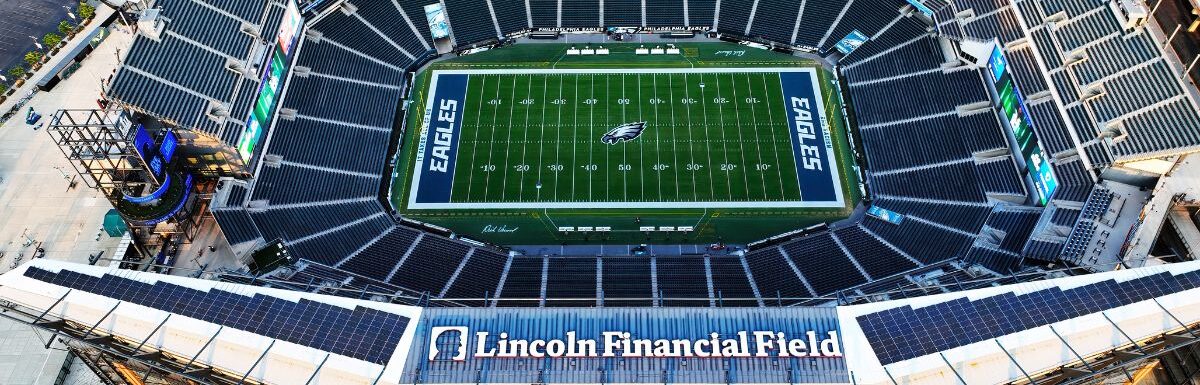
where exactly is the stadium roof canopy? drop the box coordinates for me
[3,259,1200,384]
[106,0,286,146]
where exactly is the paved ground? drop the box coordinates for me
[0,0,76,72]
[0,24,132,275]
[0,16,131,385]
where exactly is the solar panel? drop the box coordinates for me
[23,267,409,365]
[857,270,1200,365]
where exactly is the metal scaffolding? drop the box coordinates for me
[46,109,155,195]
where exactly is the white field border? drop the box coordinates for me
[408,67,845,210]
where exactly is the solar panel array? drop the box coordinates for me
[23,267,409,365]
[856,269,1200,365]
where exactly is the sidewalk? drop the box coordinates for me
[0,8,133,274]
[0,5,118,116]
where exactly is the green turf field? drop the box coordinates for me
[392,43,861,245]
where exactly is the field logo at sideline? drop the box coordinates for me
[601,122,648,144]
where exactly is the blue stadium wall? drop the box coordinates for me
[398,308,848,384]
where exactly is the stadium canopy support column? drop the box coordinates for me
[880,367,900,385]
[1102,313,1149,355]
[182,326,224,372]
[1154,299,1200,339]
[33,289,72,348]
[135,314,172,355]
[237,339,276,385]
[994,339,1036,384]
[304,353,332,385]
[938,353,967,385]
[81,302,122,341]
[32,289,72,324]
[1048,325,1097,373]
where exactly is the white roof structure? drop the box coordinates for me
[839,260,1200,385]
[0,260,423,385]
[3,258,1200,385]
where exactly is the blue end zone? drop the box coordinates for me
[414,74,469,204]
[780,71,837,202]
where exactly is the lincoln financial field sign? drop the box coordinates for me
[429,327,844,360]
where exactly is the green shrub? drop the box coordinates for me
[58,20,74,36]
[23,51,43,67]
[43,33,63,48]
[78,2,95,20]
[8,67,26,79]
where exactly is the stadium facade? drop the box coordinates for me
[5,258,1200,384]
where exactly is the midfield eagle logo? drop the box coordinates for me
[601,122,648,144]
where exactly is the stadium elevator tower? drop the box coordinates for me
[47,108,208,270]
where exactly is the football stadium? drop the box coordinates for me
[0,0,1199,384]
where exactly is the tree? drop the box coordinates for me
[24,51,43,67]
[42,33,62,48]
[8,67,26,79]
[78,2,95,20]
[0,84,7,95]
[58,20,74,36]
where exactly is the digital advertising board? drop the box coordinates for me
[425,3,451,40]
[987,45,1058,205]
[835,30,869,55]
[238,0,304,164]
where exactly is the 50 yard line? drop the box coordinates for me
[624,71,633,201]
[554,74,564,201]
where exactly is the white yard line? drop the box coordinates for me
[499,75,519,201]
[667,74,682,199]
[570,74,580,200]
[727,73,753,200]
[741,73,769,201]
[605,74,613,202]
[681,73,699,201]
[535,75,549,202]
[760,73,788,199]
[652,74,664,201]
[711,73,735,199]
[517,75,534,202]
[620,74,629,202]
[588,74,596,202]
[636,72,646,201]
[693,73,717,200]
[465,75,488,202]
[553,74,565,202]
[481,75,504,201]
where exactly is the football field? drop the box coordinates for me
[408,67,844,209]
